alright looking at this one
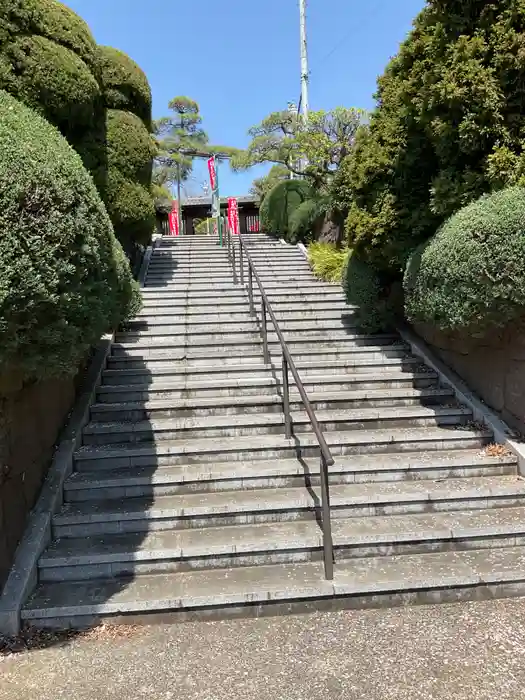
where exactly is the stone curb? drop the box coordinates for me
[0,243,155,635]
[294,240,525,475]
[397,323,525,476]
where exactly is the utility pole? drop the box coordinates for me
[176,160,183,236]
[299,0,310,121]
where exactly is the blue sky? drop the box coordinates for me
[66,0,425,197]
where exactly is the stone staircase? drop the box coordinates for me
[21,233,525,628]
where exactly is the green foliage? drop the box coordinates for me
[106,110,155,186]
[1,35,100,133]
[0,0,97,66]
[404,187,525,334]
[289,197,329,243]
[250,164,290,202]
[96,45,152,127]
[343,0,525,274]
[0,1,105,186]
[233,107,365,188]
[260,179,313,242]
[0,90,140,381]
[307,242,350,283]
[97,48,155,251]
[342,253,396,334]
[105,167,156,251]
[194,218,213,235]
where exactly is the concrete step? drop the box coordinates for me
[135,299,349,315]
[112,332,378,351]
[63,450,517,501]
[131,308,351,324]
[95,369,438,403]
[140,289,344,303]
[105,338,403,370]
[101,352,417,385]
[109,338,416,360]
[73,427,492,472]
[38,506,525,582]
[82,406,472,445]
[89,388,456,423]
[23,545,525,628]
[51,476,525,538]
[115,317,361,341]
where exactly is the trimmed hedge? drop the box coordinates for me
[1,34,100,133]
[404,187,525,334]
[0,0,97,67]
[105,167,156,251]
[260,180,313,241]
[0,0,105,185]
[106,109,155,186]
[342,253,398,333]
[289,198,327,244]
[0,90,140,381]
[96,45,152,128]
[341,0,525,278]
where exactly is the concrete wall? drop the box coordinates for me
[415,319,525,434]
[0,375,80,588]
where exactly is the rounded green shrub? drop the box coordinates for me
[1,34,100,132]
[105,167,156,251]
[404,187,525,334]
[106,110,156,186]
[0,90,140,381]
[96,46,152,127]
[260,180,313,241]
[342,253,396,333]
[0,0,97,67]
[289,198,327,244]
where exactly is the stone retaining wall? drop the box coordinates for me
[415,319,525,434]
[0,376,79,588]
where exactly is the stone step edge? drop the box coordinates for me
[39,507,525,569]
[21,545,525,620]
[90,388,455,414]
[83,406,472,436]
[73,427,493,462]
[52,476,525,525]
[64,450,516,492]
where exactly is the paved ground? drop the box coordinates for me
[2,599,525,700]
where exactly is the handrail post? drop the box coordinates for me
[282,355,292,438]
[231,240,237,284]
[319,452,334,581]
[248,266,254,316]
[261,299,269,364]
[240,239,244,286]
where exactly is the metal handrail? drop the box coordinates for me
[234,234,335,580]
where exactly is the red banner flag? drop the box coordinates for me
[227,197,240,235]
[168,201,180,236]
[207,157,217,192]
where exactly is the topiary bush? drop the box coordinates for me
[106,110,155,186]
[340,0,525,278]
[0,0,107,186]
[0,0,97,67]
[96,47,155,253]
[0,0,100,131]
[96,45,152,128]
[342,252,398,333]
[308,242,350,283]
[0,90,140,382]
[289,198,328,244]
[404,187,525,335]
[105,168,156,252]
[260,179,313,241]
